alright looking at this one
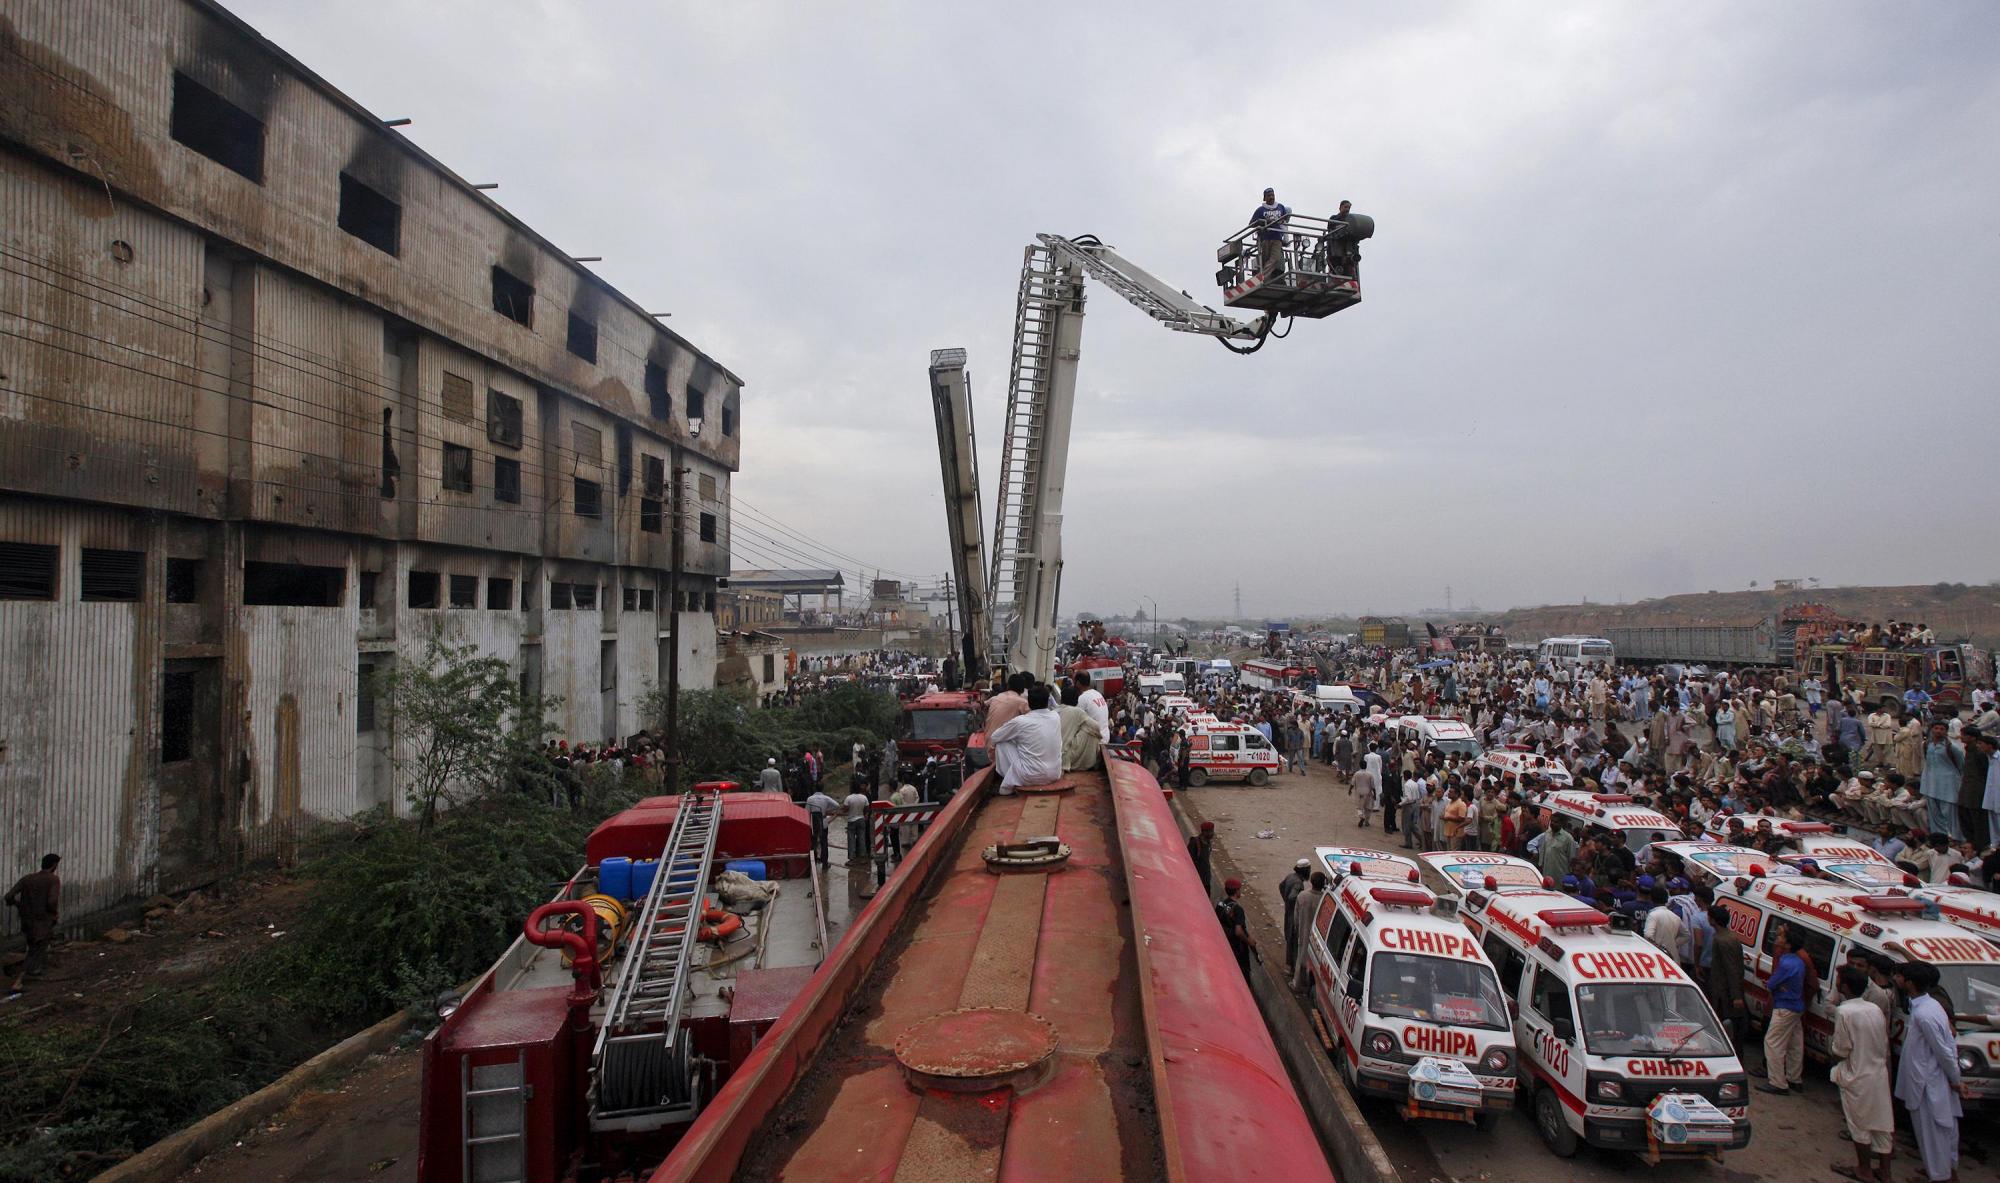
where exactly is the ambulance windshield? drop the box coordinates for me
[1819,860,1905,889]
[1367,952,1508,1031]
[1575,983,1729,1056]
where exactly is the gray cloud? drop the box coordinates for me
[231,0,2000,618]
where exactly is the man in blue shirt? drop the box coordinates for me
[1251,187,1290,278]
[1760,924,1809,1094]
[1874,821,1909,864]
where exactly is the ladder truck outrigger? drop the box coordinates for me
[930,208,1373,683]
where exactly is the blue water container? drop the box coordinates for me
[597,857,633,900]
[628,858,660,900]
[724,859,767,881]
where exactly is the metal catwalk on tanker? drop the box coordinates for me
[653,760,1335,1183]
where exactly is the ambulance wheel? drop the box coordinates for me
[1534,1085,1579,1157]
[1475,1109,1501,1133]
[1187,768,1209,787]
[1248,768,1270,786]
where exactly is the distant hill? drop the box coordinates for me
[1484,584,2000,648]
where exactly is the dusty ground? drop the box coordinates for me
[174,1049,420,1183]
[2,871,309,1031]
[1177,752,2000,1183]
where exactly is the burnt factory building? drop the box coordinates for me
[0,0,741,929]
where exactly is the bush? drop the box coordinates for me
[641,684,901,787]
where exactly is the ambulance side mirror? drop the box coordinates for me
[1345,976,1364,1002]
[1551,1016,1575,1043]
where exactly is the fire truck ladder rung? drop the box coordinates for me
[593,790,723,1069]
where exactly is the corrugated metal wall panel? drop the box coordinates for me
[0,504,154,937]
[238,604,358,861]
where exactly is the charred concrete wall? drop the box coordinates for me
[0,0,739,931]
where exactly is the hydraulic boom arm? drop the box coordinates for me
[927,348,993,681]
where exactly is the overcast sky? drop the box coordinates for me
[235,0,2000,620]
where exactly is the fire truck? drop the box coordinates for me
[895,689,988,775]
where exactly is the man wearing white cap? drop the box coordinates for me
[758,757,782,792]
[1279,857,1312,969]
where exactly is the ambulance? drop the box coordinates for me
[1457,888,1751,1158]
[1156,693,1195,716]
[1390,715,1484,760]
[1699,815,1867,859]
[1315,845,1428,887]
[1538,793,1684,857]
[1135,671,1186,698]
[1711,874,2000,1107]
[1298,872,1517,1128]
[1782,855,2000,949]
[1651,842,1803,888]
[1420,852,1550,911]
[1181,720,1281,786]
[1477,746,1573,788]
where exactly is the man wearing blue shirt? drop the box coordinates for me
[1760,925,1809,1094]
[1251,188,1290,278]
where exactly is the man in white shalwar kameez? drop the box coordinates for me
[1829,965,1893,1182]
[1895,961,1965,1183]
[990,685,1063,795]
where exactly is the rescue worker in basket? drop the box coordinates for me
[1251,187,1291,278]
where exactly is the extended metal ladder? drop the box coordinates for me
[592,789,721,1117]
[986,244,1072,670]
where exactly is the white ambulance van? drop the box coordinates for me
[1298,873,1517,1128]
[1538,793,1684,858]
[1457,888,1751,1159]
[1182,721,1281,786]
[1699,815,1867,859]
[1711,874,2000,1109]
[1781,855,2000,950]
[1651,842,1802,889]
[1390,715,1484,760]
[1135,671,1186,698]
[1315,845,1427,887]
[1477,746,1573,788]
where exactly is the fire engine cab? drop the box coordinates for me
[1538,793,1683,857]
[1477,746,1573,788]
[1298,873,1516,1128]
[1183,721,1281,786]
[1456,888,1751,1160]
[1711,874,2000,1108]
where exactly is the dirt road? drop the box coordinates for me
[1176,752,2000,1183]
[175,1049,419,1183]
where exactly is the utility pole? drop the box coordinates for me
[1445,585,1453,614]
[665,463,686,796]
[942,573,958,672]
[1234,582,1242,622]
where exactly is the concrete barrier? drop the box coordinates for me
[91,1007,413,1183]
[1166,795,1401,1183]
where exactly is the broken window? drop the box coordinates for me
[493,456,521,504]
[566,312,598,363]
[170,73,264,183]
[491,266,535,327]
[722,405,735,437]
[623,587,639,612]
[640,499,662,534]
[441,443,473,493]
[699,512,718,543]
[642,455,665,497]
[357,570,379,608]
[638,588,655,611]
[487,577,513,610]
[486,390,523,448]
[573,583,598,610]
[449,574,477,608]
[166,557,204,604]
[161,670,195,762]
[645,360,671,420]
[80,548,144,602]
[686,383,706,423]
[441,372,475,423]
[338,173,401,255]
[572,422,603,464]
[356,663,377,733]
[550,581,573,610]
[574,478,602,519]
[243,561,344,607]
[380,408,400,498]
[407,570,440,609]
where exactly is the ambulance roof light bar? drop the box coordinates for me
[1537,908,1611,930]
[1855,895,1926,914]
[1369,887,1434,909]
[1780,821,1834,833]
[1589,794,1633,804]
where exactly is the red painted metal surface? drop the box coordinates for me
[1103,757,1337,1183]
[585,791,810,871]
[648,762,1336,1183]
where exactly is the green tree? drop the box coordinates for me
[370,631,557,829]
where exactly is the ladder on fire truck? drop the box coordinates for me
[982,234,1279,679]
[591,787,721,1121]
